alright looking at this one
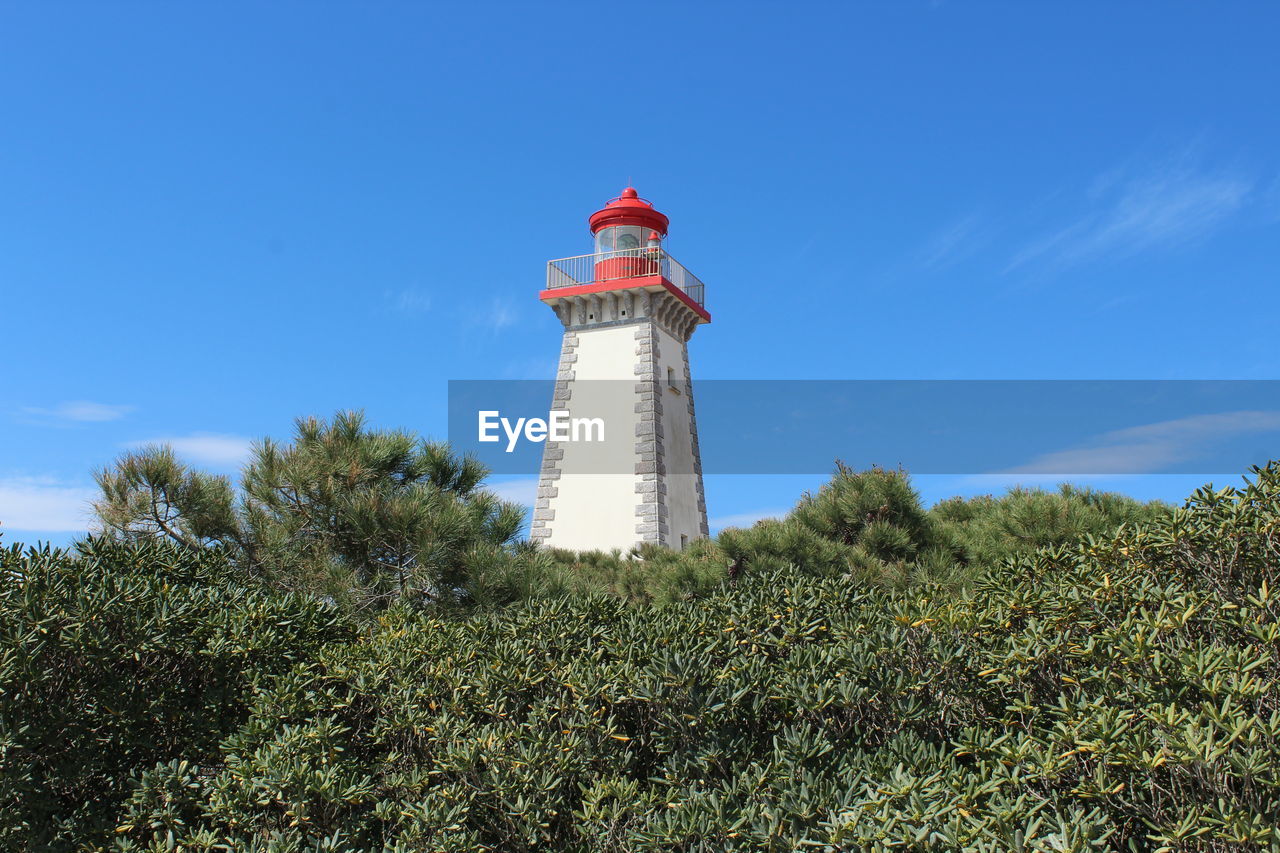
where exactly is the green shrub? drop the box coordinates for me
[792,464,932,552]
[0,537,352,851]
[930,482,1170,569]
[532,467,1172,606]
[95,463,1280,852]
[93,411,527,614]
[717,517,852,576]
[542,466,960,605]
[534,539,730,605]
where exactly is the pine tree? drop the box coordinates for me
[94,410,526,611]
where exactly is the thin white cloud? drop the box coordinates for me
[0,476,96,533]
[1003,410,1280,475]
[383,288,432,314]
[918,213,985,270]
[1007,153,1253,272]
[489,297,518,331]
[709,508,788,531]
[487,477,538,506]
[22,401,133,423]
[131,434,254,467]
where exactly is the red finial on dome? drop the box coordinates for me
[588,186,669,236]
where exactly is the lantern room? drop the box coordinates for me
[589,187,669,254]
[542,187,710,324]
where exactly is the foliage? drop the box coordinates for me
[91,416,1169,612]
[931,483,1170,569]
[93,410,526,612]
[59,462,1279,851]
[535,467,1170,604]
[0,537,351,851]
[523,467,938,606]
[538,539,735,606]
[793,464,933,554]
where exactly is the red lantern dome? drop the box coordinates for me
[588,187,669,236]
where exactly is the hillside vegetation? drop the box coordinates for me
[2,440,1277,849]
[87,412,1170,611]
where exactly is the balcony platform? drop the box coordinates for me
[539,275,710,324]
[543,248,710,325]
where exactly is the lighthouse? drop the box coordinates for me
[531,188,711,552]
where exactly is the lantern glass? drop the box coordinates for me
[595,225,651,255]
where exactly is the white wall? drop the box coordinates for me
[541,323,642,552]
[537,295,708,553]
[652,324,703,548]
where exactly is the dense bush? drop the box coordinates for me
[93,411,527,614]
[73,463,1278,851]
[0,538,352,850]
[931,483,1170,569]
[92,411,1168,613]
[539,467,1169,603]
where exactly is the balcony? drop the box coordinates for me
[546,248,706,308]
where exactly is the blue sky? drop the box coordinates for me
[2,2,1278,544]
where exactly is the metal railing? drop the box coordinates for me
[546,248,706,308]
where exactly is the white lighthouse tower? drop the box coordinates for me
[531,188,710,552]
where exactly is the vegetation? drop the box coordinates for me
[4,413,1277,850]
[542,465,1170,604]
[0,538,350,849]
[88,415,1169,610]
[92,411,529,614]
